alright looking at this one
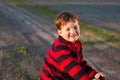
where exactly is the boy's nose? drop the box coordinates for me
[71,29,76,33]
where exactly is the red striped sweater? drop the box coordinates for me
[40,36,96,80]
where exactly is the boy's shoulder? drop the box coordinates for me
[53,37,67,46]
[53,37,82,46]
[50,37,69,52]
[48,37,69,59]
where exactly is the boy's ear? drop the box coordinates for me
[58,30,61,35]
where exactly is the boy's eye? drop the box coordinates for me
[66,28,70,31]
[74,26,77,29]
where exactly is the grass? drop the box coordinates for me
[1,45,42,80]
[10,0,58,19]
[82,41,97,46]
[80,21,120,46]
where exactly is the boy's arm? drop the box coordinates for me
[59,55,89,80]
[79,55,97,79]
[78,41,97,79]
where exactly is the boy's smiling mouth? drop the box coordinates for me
[70,35,76,38]
[70,32,78,38]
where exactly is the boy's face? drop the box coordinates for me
[58,20,80,42]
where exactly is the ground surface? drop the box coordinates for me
[0,0,120,80]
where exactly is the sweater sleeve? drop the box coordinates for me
[78,41,96,79]
[50,44,90,80]
[79,55,96,79]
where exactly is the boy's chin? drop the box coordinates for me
[69,38,78,42]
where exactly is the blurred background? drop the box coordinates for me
[0,0,120,80]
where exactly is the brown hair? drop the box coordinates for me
[54,11,79,30]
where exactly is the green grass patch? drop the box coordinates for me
[10,0,23,5]
[2,45,41,80]
[20,5,58,19]
[80,21,120,46]
[82,40,97,46]
[10,0,58,19]
[16,46,28,55]
[3,45,29,60]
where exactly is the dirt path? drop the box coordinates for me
[0,1,56,79]
[0,1,56,55]
[0,0,120,80]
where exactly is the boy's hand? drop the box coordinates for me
[94,72,106,80]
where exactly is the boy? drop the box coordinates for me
[40,12,106,80]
